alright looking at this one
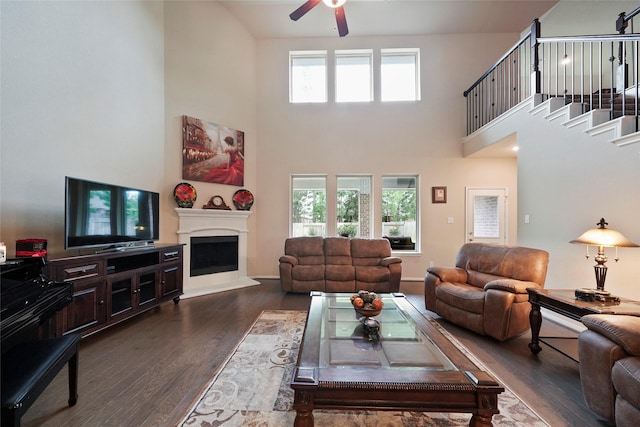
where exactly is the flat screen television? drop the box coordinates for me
[65,177,160,250]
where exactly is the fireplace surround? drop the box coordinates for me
[176,208,258,298]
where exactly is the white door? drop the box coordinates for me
[465,188,507,245]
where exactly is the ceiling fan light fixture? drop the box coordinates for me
[322,0,346,8]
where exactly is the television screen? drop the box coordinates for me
[65,177,160,250]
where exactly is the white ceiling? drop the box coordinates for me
[218,0,559,39]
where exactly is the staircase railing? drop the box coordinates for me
[462,21,537,135]
[464,13,640,137]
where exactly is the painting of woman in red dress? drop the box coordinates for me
[182,115,245,186]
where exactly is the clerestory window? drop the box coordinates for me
[381,48,421,101]
[290,51,327,103]
[335,50,373,102]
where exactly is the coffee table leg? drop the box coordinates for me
[528,302,542,354]
[293,391,314,427]
[469,413,494,426]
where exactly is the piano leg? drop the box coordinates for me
[68,350,79,406]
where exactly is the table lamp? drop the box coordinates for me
[570,218,639,291]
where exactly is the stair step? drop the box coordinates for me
[533,96,639,146]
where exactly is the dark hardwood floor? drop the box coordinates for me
[22,280,609,427]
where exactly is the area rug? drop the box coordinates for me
[180,310,549,426]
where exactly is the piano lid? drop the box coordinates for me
[1,257,48,320]
[1,257,73,353]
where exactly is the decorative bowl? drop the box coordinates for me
[354,307,382,317]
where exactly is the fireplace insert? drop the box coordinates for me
[190,236,238,277]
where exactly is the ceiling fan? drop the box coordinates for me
[289,0,349,37]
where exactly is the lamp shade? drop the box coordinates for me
[570,218,639,248]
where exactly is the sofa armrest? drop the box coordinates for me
[279,255,298,266]
[381,256,402,267]
[426,266,467,283]
[582,314,640,356]
[484,279,540,294]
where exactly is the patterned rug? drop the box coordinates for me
[180,310,549,426]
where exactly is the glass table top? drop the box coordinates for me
[318,294,456,371]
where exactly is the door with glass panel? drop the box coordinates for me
[465,188,507,245]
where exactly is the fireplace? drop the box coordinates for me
[176,208,259,298]
[190,236,239,276]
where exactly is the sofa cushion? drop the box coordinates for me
[326,264,355,281]
[613,357,640,410]
[435,282,485,314]
[291,265,325,281]
[351,238,391,265]
[354,265,389,283]
[284,236,325,265]
[325,237,352,265]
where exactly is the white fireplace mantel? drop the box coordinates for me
[175,208,259,298]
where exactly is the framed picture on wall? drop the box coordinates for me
[182,115,245,186]
[432,186,447,203]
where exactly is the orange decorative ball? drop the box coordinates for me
[372,298,384,310]
[353,297,365,308]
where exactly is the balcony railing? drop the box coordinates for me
[464,8,640,136]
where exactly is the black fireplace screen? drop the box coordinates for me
[190,236,239,277]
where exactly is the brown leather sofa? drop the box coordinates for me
[424,243,549,341]
[578,314,640,427]
[279,237,402,293]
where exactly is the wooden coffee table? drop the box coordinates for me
[527,288,640,359]
[291,292,504,426]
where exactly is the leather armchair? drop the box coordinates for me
[424,243,549,341]
[578,314,640,427]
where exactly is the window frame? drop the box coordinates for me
[381,174,420,252]
[335,49,373,103]
[380,48,421,102]
[336,175,373,238]
[289,50,328,103]
[290,175,328,237]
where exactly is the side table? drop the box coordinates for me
[527,288,640,360]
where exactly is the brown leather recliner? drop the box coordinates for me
[578,314,640,427]
[279,237,402,293]
[424,243,549,341]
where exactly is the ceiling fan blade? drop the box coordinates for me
[290,0,322,21]
[335,6,349,37]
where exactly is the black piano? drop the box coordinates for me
[1,257,80,426]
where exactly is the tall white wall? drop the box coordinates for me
[0,1,257,264]
[254,33,519,280]
[163,1,258,271]
[517,113,640,300]
[1,1,165,257]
